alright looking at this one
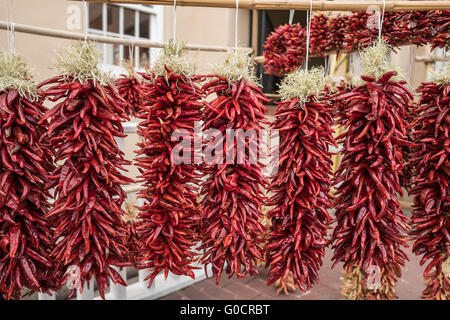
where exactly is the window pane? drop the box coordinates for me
[89,3,103,30]
[139,13,150,38]
[107,5,120,33]
[124,9,135,36]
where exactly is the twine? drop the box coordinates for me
[305,0,313,71]
[83,0,88,41]
[173,0,177,40]
[289,10,295,25]
[235,0,239,49]
[378,0,386,43]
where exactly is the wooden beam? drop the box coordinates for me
[415,55,447,63]
[0,21,247,53]
[84,1,450,11]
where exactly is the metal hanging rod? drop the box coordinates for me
[83,0,450,11]
[0,21,244,53]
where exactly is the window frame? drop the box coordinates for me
[86,3,164,76]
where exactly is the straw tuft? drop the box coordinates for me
[151,39,196,78]
[0,50,39,101]
[278,66,325,102]
[55,41,110,84]
[434,60,450,86]
[214,48,257,85]
[355,40,405,85]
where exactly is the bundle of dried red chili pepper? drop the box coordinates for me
[409,64,450,300]
[38,41,133,299]
[114,60,146,118]
[263,10,449,76]
[263,23,305,77]
[135,40,203,287]
[331,43,412,299]
[265,67,335,292]
[198,49,268,284]
[0,52,58,300]
[331,80,354,126]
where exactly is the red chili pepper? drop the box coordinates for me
[198,75,269,284]
[114,71,147,118]
[135,67,204,287]
[0,88,58,300]
[409,80,450,300]
[263,10,450,76]
[331,71,413,300]
[38,76,133,300]
[265,88,336,293]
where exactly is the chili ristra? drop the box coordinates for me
[38,42,133,299]
[114,63,146,118]
[263,10,449,76]
[0,52,58,299]
[331,69,412,299]
[409,72,450,300]
[199,52,269,283]
[265,68,335,292]
[135,66,204,287]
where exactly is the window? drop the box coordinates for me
[87,3,163,72]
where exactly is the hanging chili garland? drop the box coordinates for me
[114,60,147,118]
[410,62,450,300]
[198,49,269,284]
[265,67,335,292]
[38,41,133,299]
[331,42,412,300]
[135,40,203,287]
[264,10,450,76]
[0,51,58,300]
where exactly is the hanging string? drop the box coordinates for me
[305,0,313,71]
[128,38,135,68]
[83,0,88,41]
[378,0,386,43]
[6,0,10,52]
[289,10,295,25]
[173,0,177,40]
[8,0,15,53]
[235,0,239,49]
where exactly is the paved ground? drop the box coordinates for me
[159,244,425,300]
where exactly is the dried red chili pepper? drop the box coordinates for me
[331,67,412,299]
[409,73,450,300]
[331,81,354,126]
[199,52,269,284]
[263,23,305,77]
[263,10,450,76]
[114,62,147,117]
[0,52,58,299]
[38,42,133,299]
[265,68,336,292]
[135,62,204,287]
[309,14,335,55]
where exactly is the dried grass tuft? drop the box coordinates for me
[214,48,257,85]
[151,39,196,79]
[355,40,405,85]
[434,60,450,86]
[0,50,39,101]
[278,66,325,102]
[55,41,110,84]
